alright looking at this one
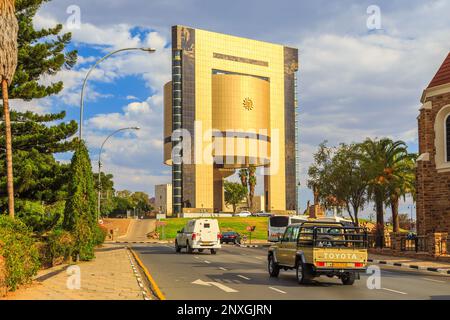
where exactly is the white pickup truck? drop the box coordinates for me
[175,219,222,254]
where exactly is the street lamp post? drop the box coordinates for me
[79,47,155,140]
[98,127,140,220]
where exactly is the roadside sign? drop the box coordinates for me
[246,226,256,232]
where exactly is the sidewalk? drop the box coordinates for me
[368,253,450,274]
[2,244,150,300]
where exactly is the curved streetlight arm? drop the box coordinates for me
[97,126,140,220]
[79,47,155,140]
[98,126,140,167]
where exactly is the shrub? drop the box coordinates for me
[93,224,107,246]
[47,229,74,266]
[0,215,40,291]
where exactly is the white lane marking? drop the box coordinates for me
[382,287,407,295]
[254,256,263,260]
[422,277,446,283]
[204,260,211,264]
[219,267,227,271]
[192,279,238,293]
[194,256,199,259]
[269,286,286,294]
[237,275,251,280]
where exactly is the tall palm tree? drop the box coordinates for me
[386,154,416,232]
[360,138,409,247]
[248,165,256,210]
[0,0,18,218]
[238,168,249,206]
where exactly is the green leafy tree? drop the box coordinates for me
[63,141,97,261]
[224,181,247,213]
[307,141,333,205]
[308,142,369,225]
[131,191,153,213]
[93,172,115,216]
[329,144,369,226]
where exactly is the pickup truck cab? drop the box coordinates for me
[268,221,368,285]
[175,219,221,254]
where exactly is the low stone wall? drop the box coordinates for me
[369,231,449,262]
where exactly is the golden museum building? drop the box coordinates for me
[163,26,299,216]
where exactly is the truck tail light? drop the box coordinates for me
[192,233,196,240]
[316,261,325,267]
[217,233,222,240]
[354,262,364,268]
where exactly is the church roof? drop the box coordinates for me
[428,52,450,89]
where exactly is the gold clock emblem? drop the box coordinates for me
[243,97,254,111]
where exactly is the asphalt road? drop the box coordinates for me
[132,244,450,300]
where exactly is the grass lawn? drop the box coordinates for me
[159,217,268,240]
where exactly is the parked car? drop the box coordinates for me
[256,211,272,217]
[233,211,252,217]
[221,231,241,244]
[175,219,221,254]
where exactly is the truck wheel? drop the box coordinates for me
[341,272,356,285]
[198,249,204,253]
[210,249,217,255]
[268,255,280,277]
[296,261,312,284]
[186,242,193,254]
[175,241,181,253]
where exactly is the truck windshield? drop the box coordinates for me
[298,226,368,248]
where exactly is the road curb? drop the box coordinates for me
[128,247,166,300]
[368,258,450,275]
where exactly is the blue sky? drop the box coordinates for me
[11,0,450,220]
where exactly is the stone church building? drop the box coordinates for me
[416,52,450,254]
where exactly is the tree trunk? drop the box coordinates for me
[2,79,14,218]
[391,195,400,232]
[375,192,384,248]
[352,204,360,227]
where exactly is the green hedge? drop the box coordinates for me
[0,215,40,291]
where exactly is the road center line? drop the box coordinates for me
[237,275,251,280]
[269,286,286,294]
[382,287,407,295]
[422,277,446,283]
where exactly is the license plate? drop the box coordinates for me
[201,242,212,245]
[333,263,348,268]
